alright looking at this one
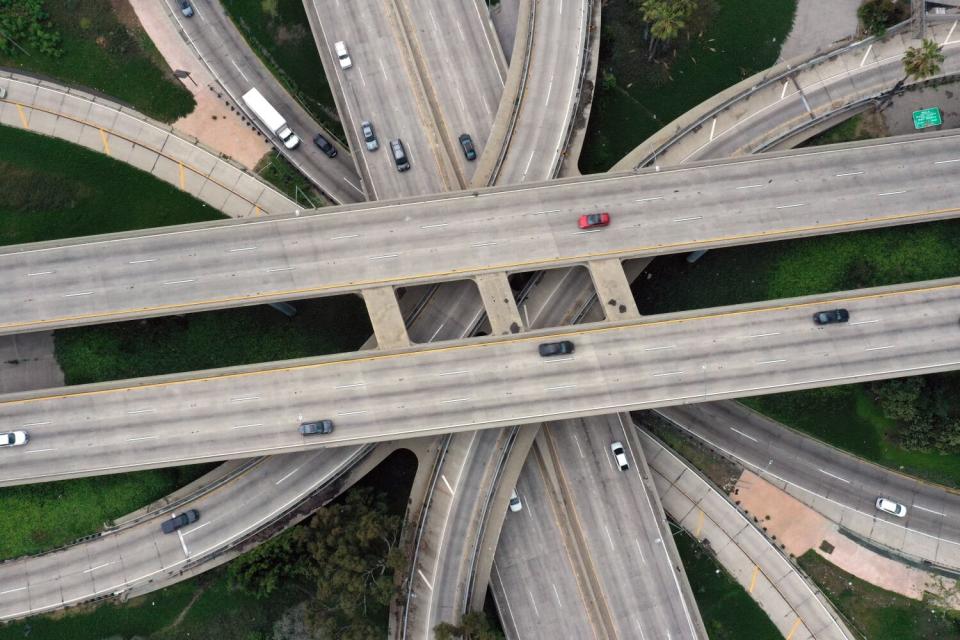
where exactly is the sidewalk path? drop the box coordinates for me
[129,0,269,169]
[640,430,855,640]
[778,0,861,63]
[736,470,960,609]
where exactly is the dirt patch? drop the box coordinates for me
[274,23,308,45]
[109,0,142,32]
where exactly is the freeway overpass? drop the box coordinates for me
[1,277,958,486]
[3,132,960,336]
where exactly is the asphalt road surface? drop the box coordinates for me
[164,0,362,203]
[4,132,960,335]
[660,401,960,568]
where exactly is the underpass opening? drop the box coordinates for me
[507,265,598,330]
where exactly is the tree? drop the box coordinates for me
[434,612,505,639]
[902,38,945,83]
[0,0,62,58]
[229,487,405,637]
[857,0,909,37]
[634,0,699,60]
[872,377,924,423]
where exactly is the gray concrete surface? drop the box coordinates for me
[395,0,507,185]
[0,72,297,218]
[882,79,960,134]
[641,429,855,640]
[2,277,960,484]
[0,333,63,394]
[615,20,960,169]
[588,258,640,320]
[4,131,960,336]
[160,0,363,204]
[489,0,521,63]
[660,401,960,572]
[535,415,704,638]
[363,286,410,349]
[495,0,591,182]
[474,273,523,335]
[778,0,861,63]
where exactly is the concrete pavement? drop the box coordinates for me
[5,131,960,335]
[2,277,960,484]
[641,430,855,640]
[0,71,297,218]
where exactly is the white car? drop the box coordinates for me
[334,41,352,69]
[875,497,907,518]
[0,431,28,447]
[611,441,629,471]
[509,489,522,513]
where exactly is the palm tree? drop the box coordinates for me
[902,38,944,82]
[640,0,691,60]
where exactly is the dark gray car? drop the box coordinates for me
[813,308,849,325]
[161,509,199,534]
[313,134,337,158]
[538,340,575,357]
[299,419,334,435]
[458,133,476,160]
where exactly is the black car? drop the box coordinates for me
[299,419,334,435]
[313,134,337,158]
[180,1,194,17]
[161,509,199,534]
[538,340,575,357]
[813,308,850,325]
[458,133,476,161]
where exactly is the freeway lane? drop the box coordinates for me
[659,401,960,568]
[4,133,960,335]
[0,446,368,621]
[1,278,959,486]
[162,0,362,203]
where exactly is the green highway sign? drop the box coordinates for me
[913,107,942,129]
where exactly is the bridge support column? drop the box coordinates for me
[362,286,409,349]
[474,272,523,335]
[588,258,640,320]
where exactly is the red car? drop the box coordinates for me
[578,212,610,229]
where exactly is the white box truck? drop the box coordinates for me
[241,88,300,150]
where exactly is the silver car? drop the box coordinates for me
[361,121,378,151]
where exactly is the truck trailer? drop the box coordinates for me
[241,88,301,150]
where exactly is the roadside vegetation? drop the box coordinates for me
[228,450,417,639]
[798,550,960,639]
[0,466,213,560]
[674,529,781,639]
[0,0,194,122]
[55,296,371,384]
[858,0,910,37]
[0,124,222,246]
[579,0,797,172]
[256,148,326,207]
[221,0,343,140]
[0,562,305,640]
